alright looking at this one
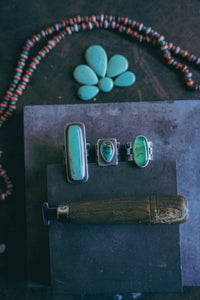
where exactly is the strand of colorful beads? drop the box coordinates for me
[0,14,199,200]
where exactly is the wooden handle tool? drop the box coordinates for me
[43,195,188,225]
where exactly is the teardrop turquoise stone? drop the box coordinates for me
[107,54,128,77]
[100,141,115,163]
[114,71,136,87]
[134,136,149,167]
[98,77,114,92]
[78,85,99,101]
[73,65,98,85]
[85,45,107,77]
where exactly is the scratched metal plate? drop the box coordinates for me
[24,100,200,288]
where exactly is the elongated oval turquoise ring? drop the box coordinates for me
[126,135,153,168]
[64,122,89,183]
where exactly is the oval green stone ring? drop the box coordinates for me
[126,135,153,168]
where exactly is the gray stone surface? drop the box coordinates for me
[24,100,200,286]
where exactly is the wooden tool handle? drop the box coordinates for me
[56,195,188,225]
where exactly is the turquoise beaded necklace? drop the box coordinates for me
[0,14,199,200]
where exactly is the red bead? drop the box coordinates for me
[18,61,26,67]
[33,34,40,42]
[4,177,10,182]
[15,89,23,96]
[132,31,138,38]
[16,68,23,73]
[74,24,79,32]
[47,27,53,34]
[66,27,72,35]
[48,40,56,48]
[87,22,93,30]
[77,16,82,24]
[182,50,188,57]
[27,39,34,47]
[0,103,7,108]
[61,20,66,27]
[54,24,60,31]
[168,43,173,50]
[94,21,99,29]
[0,116,6,122]
[84,16,89,22]
[59,32,65,39]
[11,96,18,101]
[9,105,16,110]
[18,84,25,90]
[54,36,60,43]
[163,52,171,59]
[175,62,181,69]
[22,76,29,83]
[157,35,165,42]
[38,51,46,58]
[6,190,12,196]
[126,28,131,34]
[14,75,21,81]
[182,65,188,72]
[123,17,129,25]
[69,18,74,25]
[145,27,151,34]
[10,83,16,88]
[151,31,158,38]
[175,46,180,54]
[118,25,124,32]
[195,84,199,91]
[145,36,150,43]
[41,30,46,37]
[131,20,137,28]
[116,16,121,23]
[160,44,168,51]
[3,97,9,101]
[6,111,12,116]
[1,193,6,200]
[91,15,96,23]
[168,57,175,65]
[81,23,86,31]
[103,20,108,29]
[7,90,13,96]
[33,57,40,65]
[138,23,144,31]
[184,72,192,78]
[6,184,13,188]
[100,14,104,22]
[25,70,33,77]
[44,46,50,53]
[111,21,116,29]
[20,54,28,60]
[152,39,157,46]
[196,57,200,64]
[186,80,194,87]
[23,46,30,52]
[188,54,194,61]
[138,35,143,42]
[108,15,113,22]
[0,170,6,176]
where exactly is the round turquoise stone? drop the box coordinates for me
[98,77,114,92]
[100,141,115,163]
[134,136,149,167]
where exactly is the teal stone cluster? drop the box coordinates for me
[73,45,136,101]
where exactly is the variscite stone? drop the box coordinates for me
[98,77,114,92]
[67,125,86,181]
[73,65,98,85]
[107,54,128,77]
[85,45,107,77]
[78,86,99,101]
[114,71,136,87]
[100,141,115,163]
[134,136,149,167]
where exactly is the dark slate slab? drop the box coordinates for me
[24,101,200,286]
[47,161,181,294]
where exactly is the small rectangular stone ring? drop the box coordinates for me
[64,122,89,183]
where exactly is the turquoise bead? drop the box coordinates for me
[100,141,115,163]
[134,136,149,167]
[73,65,98,85]
[78,85,99,101]
[107,54,128,77]
[114,71,136,87]
[67,125,85,181]
[98,77,113,92]
[85,45,107,77]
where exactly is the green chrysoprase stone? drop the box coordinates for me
[107,54,128,77]
[73,65,98,85]
[85,45,107,77]
[134,136,149,167]
[98,77,114,92]
[67,125,85,181]
[78,86,99,101]
[100,141,115,163]
[114,71,136,87]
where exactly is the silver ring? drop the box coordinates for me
[96,138,120,166]
[126,135,153,168]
